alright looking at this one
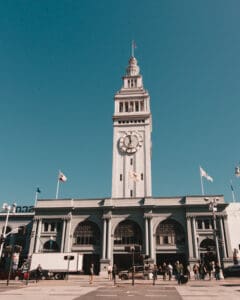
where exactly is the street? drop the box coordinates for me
[0,276,239,300]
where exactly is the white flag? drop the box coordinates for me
[200,166,213,182]
[59,171,67,182]
[235,166,240,177]
[129,170,140,182]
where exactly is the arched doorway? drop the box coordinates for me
[156,219,186,266]
[73,220,100,274]
[113,220,143,270]
[199,238,216,264]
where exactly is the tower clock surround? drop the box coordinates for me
[111,55,152,198]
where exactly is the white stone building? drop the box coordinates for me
[0,55,234,274]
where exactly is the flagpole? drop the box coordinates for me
[34,191,38,207]
[200,167,204,195]
[56,179,60,199]
[56,170,60,199]
[230,180,236,202]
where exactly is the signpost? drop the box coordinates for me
[64,255,74,280]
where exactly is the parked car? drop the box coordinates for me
[223,265,240,277]
[118,265,151,280]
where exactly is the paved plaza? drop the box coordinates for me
[0,276,239,300]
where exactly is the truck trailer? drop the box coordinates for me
[30,252,83,279]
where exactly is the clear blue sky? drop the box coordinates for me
[0,0,240,207]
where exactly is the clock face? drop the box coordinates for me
[119,131,143,154]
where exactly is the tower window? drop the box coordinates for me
[125,102,129,112]
[135,101,139,111]
[129,102,134,112]
[140,101,144,111]
[119,102,123,112]
[141,173,143,180]
[130,159,133,165]
[130,190,133,197]
[120,174,123,181]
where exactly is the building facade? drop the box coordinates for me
[0,55,234,274]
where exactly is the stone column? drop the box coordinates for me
[61,219,66,253]
[107,216,112,260]
[149,216,154,261]
[192,217,198,259]
[64,213,72,252]
[187,216,194,259]
[222,215,232,258]
[144,216,149,256]
[102,217,107,259]
[28,219,37,255]
[219,216,227,258]
[35,218,42,253]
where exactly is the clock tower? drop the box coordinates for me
[111,55,152,198]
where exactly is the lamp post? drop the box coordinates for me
[0,203,17,261]
[131,246,135,286]
[204,197,224,279]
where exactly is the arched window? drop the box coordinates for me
[43,240,59,252]
[73,221,100,245]
[156,219,185,246]
[114,220,142,245]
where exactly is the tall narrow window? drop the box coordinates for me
[44,223,49,232]
[141,173,143,180]
[130,190,133,197]
[129,102,134,112]
[140,101,144,111]
[125,102,129,112]
[135,101,139,111]
[130,159,133,165]
[119,102,123,112]
[120,174,123,181]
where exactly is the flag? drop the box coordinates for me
[200,166,213,182]
[129,170,140,182]
[36,187,41,193]
[235,166,240,177]
[58,171,67,182]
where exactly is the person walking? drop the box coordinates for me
[152,264,158,285]
[214,262,220,280]
[186,263,191,280]
[107,264,112,280]
[89,263,94,284]
[193,262,200,280]
[36,264,42,282]
[167,263,173,280]
[162,262,167,280]
[112,264,117,285]
[175,260,184,285]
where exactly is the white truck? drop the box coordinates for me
[30,252,83,279]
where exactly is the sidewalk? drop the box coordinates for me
[0,276,239,300]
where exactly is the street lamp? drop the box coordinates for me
[0,202,17,260]
[204,197,224,279]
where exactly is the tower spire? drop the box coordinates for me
[131,40,136,57]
